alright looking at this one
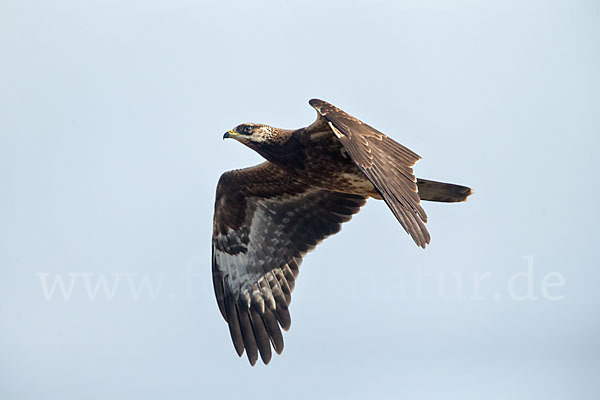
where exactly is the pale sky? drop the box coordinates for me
[1,1,599,399]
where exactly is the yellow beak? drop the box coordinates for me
[223,130,240,139]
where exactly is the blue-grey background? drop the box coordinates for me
[1,0,599,399]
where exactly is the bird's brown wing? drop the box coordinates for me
[308,98,430,248]
[212,161,366,365]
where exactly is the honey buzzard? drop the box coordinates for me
[212,99,472,365]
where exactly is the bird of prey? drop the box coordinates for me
[212,99,472,365]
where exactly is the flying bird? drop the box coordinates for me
[212,99,472,365]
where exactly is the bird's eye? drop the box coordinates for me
[243,126,253,135]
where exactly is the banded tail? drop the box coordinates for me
[417,179,472,203]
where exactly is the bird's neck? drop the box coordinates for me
[252,133,305,170]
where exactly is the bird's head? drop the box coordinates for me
[223,123,296,163]
[223,124,278,145]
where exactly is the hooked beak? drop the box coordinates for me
[223,130,239,140]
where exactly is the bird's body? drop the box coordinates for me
[249,125,380,197]
[212,99,472,365]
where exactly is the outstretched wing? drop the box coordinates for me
[308,99,430,248]
[212,162,366,365]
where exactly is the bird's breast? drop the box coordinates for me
[295,158,379,197]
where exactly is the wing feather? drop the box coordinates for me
[308,98,430,248]
[212,162,366,364]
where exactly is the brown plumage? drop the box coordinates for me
[212,99,472,365]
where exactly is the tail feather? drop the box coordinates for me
[417,179,472,203]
